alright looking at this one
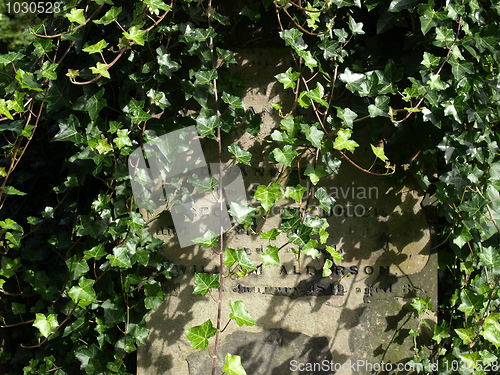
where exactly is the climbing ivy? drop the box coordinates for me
[0,0,499,374]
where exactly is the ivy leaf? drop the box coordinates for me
[272,145,298,167]
[302,239,319,259]
[0,99,13,119]
[34,313,59,338]
[315,187,335,212]
[0,256,22,278]
[371,144,389,162]
[368,96,390,118]
[82,40,109,54]
[228,143,251,165]
[15,69,42,92]
[432,325,450,344]
[339,68,366,95]
[275,67,301,90]
[222,92,245,109]
[66,255,90,281]
[196,110,221,136]
[326,245,344,262]
[479,247,500,268]
[304,164,325,185]
[255,184,283,212]
[261,228,279,240]
[229,300,255,327]
[186,320,217,350]
[388,0,417,12]
[334,129,359,153]
[53,114,81,143]
[193,273,220,295]
[107,246,132,268]
[156,46,180,78]
[458,289,484,315]
[455,328,476,345]
[144,0,172,11]
[481,315,500,347]
[228,202,255,226]
[225,248,257,271]
[68,278,97,307]
[335,107,358,128]
[323,259,333,277]
[194,70,218,85]
[284,185,307,202]
[66,8,86,25]
[348,15,364,35]
[419,6,443,35]
[223,353,247,375]
[300,123,323,148]
[305,82,329,107]
[114,129,133,149]
[124,99,152,124]
[192,230,219,248]
[260,245,280,266]
[90,62,110,79]
[93,6,122,25]
[124,26,146,46]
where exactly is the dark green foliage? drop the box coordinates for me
[0,0,499,374]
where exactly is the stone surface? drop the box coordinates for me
[137,48,437,375]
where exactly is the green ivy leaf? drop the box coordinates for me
[481,315,500,347]
[156,46,180,78]
[368,96,390,118]
[315,187,335,212]
[66,8,86,25]
[348,15,364,35]
[93,6,122,25]
[0,256,22,278]
[229,300,255,327]
[272,145,298,167]
[334,129,359,153]
[223,353,247,375]
[90,62,110,79]
[53,114,81,143]
[261,228,279,240]
[68,278,97,307]
[300,123,323,148]
[228,202,256,226]
[2,186,26,196]
[284,185,307,202]
[335,107,358,128]
[124,26,146,46]
[275,67,301,90]
[193,273,220,295]
[323,259,333,277]
[304,164,326,185]
[432,325,450,344]
[371,144,389,162]
[144,0,172,11]
[34,313,59,338]
[225,248,257,271]
[124,99,152,124]
[194,70,217,85]
[114,129,133,149]
[260,245,280,266]
[458,289,484,316]
[186,320,217,350]
[15,69,42,92]
[302,239,319,259]
[107,246,132,268]
[228,143,251,165]
[66,255,90,281]
[339,68,366,95]
[196,110,221,136]
[305,82,329,107]
[479,247,500,268]
[82,40,109,54]
[192,230,219,248]
[222,92,245,109]
[255,183,283,212]
[326,245,344,262]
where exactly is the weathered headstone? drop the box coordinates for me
[137,48,436,375]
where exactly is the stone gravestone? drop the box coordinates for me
[137,48,437,375]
